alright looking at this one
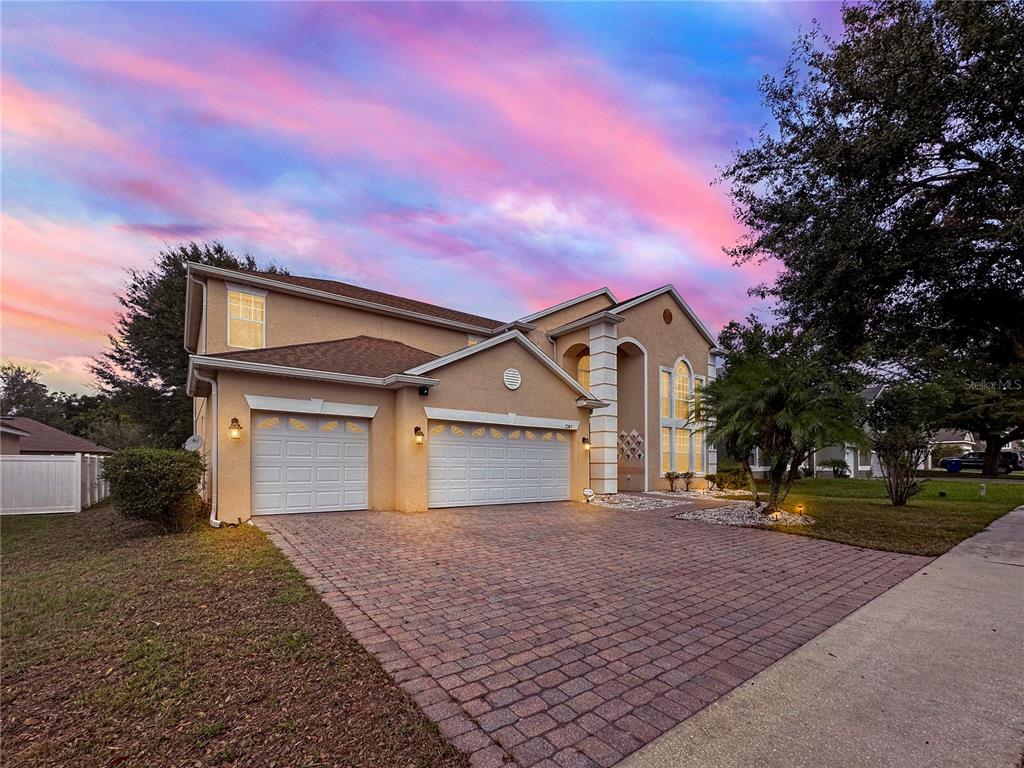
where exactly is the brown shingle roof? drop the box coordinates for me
[1,416,112,454]
[210,336,439,378]
[240,270,505,331]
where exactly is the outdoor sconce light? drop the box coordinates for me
[228,417,243,440]
[414,426,424,445]
[582,436,591,451]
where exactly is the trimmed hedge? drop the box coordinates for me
[103,448,206,532]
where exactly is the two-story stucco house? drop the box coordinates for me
[184,263,721,524]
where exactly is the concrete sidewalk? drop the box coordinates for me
[620,506,1024,768]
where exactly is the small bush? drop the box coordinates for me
[103,449,206,532]
[712,466,748,490]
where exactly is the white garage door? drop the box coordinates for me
[251,412,369,515]
[428,421,570,508]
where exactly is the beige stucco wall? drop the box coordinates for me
[211,372,396,523]
[204,340,591,521]
[526,294,615,358]
[616,296,713,491]
[203,278,475,356]
[1,433,21,455]
[399,340,592,510]
[616,346,646,491]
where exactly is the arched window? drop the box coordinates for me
[659,357,706,477]
[577,354,590,389]
[674,360,690,420]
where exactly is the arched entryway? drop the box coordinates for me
[561,343,591,389]
[616,338,648,491]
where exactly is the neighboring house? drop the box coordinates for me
[0,416,112,456]
[924,429,977,469]
[748,384,884,479]
[0,420,32,455]
[748,383,980,479]
[184,263,721,523]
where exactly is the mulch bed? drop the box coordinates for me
[1,504,468,768]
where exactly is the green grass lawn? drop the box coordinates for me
[1,504,467,768]
[731,477,1024,556]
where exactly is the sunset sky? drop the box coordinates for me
[1,2,842,394]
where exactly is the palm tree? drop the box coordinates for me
[702,355,862,516]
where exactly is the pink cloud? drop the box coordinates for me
[336,6,743,263]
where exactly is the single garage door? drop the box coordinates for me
[251,412,369,515]
[428,421,570,508]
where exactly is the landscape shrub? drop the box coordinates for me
[712,466,748,490]
[103,448,206,532]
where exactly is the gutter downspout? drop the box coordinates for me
[194,369,220,528]
[187,275,218,527]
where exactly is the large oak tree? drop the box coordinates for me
[723,0,1024,475]
[91,243,285,447]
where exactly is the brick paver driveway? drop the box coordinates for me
[257,502,928,768]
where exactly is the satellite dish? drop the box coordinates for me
[183,434,204,452]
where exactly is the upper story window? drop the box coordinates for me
[660,357,706,476]
[577,354,590,389]
[673,360,690,420]
[227,288,266,349]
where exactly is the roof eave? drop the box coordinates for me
[515,287,618,324]
[546,311,625,340]
[187,354,441,396]
[490,320,537,334]
[186,262,502,335]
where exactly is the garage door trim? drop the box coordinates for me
[424,406,578,431]
[245,394,378,418]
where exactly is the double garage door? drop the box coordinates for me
[251,412,572,514]
[251,412,369,515]
[428,421,571,508]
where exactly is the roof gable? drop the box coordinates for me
[405,330,600,403]
[609,285,719,348]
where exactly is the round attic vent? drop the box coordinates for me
[663,308,673,324]
[503,368,522,390]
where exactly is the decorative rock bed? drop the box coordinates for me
[648,489,753,500]
[673,502,812,527]
[589,493,687,511]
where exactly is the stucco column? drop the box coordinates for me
[394,387,429,512]
[588,321,618,495]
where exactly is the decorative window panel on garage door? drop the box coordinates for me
[428,422,570,508]
[251,412,368,514]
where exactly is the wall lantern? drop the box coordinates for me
[228,417,244,440]
[414,426,424,445]
[582,436,591,451]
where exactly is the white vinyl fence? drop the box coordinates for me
[0,453,110,515]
